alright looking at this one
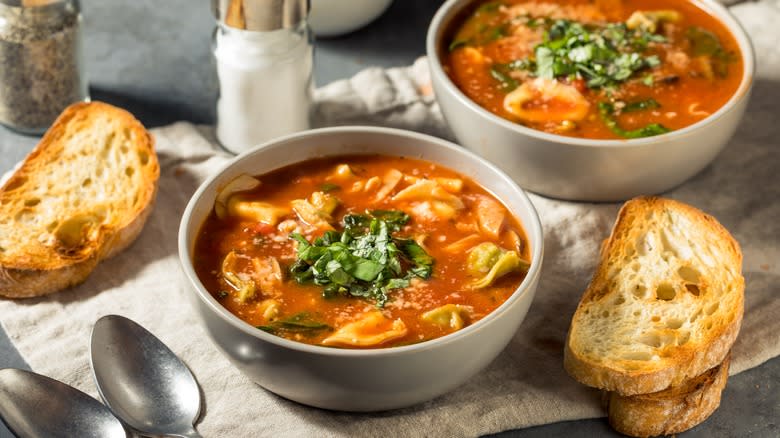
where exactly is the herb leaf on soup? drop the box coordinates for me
[510,19,665,90]
[319,182,341,193]
[621,98,661,113]
[686,26,736,78]
[290,211,434,307]
[489,66,519,91]
[257,312,331,335]
[598,102,670,139]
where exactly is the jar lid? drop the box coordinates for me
[0,0,62,6]
[212,0,308,31]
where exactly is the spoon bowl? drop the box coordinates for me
[0,368,126,438]
[90,315,202,438]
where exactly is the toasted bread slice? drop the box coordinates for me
[564,196,744,395]
[606,353,730,437]
[0,101,159,298]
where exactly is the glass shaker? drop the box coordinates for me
[0,0,88,134]
[212,0,313,154]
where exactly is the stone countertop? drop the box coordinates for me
[0,1,777,437]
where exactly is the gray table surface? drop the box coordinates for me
[0,1,777,437]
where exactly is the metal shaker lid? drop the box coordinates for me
[0,0,69,7]
[213,0,308,31]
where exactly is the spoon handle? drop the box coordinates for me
[166,428,203,438]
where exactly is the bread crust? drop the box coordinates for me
[606,354,730,437]
[564,196,744,395]
[0,101,159,298]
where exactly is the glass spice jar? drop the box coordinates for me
[0,0,88,134]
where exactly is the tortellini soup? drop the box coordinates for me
[194,156,531,348]
[444,0,744,139]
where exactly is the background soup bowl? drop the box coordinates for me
[427,0,755,202]
[309,0,394,37]
[179,126,544,411]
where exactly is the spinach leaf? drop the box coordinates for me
[319,182,341,193]
[447,2,507,52]
[448,39,469,52]
[289,211,434,307]
[686,26,737,78]
[257,312,331,334]
[598,102,670,139]
[476,1,501,14]
[622,98,660,113]
[687,26,722,57]
[486,24,508,42]
[489,66,519,91]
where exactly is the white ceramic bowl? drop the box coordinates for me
[178,126,543,411]
[309,0,393,37]
[427,0,755,201]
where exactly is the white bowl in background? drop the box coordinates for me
[426,0,755,201]
[309,0,393,37]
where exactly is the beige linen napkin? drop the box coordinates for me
[1,3,779,436]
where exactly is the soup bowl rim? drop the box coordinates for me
[178,125,544,358]
[426,0,756,147]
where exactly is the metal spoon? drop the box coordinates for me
[0,368,126,438]
[90,315,202,438]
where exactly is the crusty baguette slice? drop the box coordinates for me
[564,196,744,395]
[605,353,730,437]
[0,101,159,298]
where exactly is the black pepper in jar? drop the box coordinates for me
[0,0,87,134]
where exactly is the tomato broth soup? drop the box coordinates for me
[444,0,744,139]
[194,156,531,349]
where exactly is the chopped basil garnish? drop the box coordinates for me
[508,19,665,89]
[289,211,434,307]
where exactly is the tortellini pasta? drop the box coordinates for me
[472,194,507,239]
[626,10,682,33]
[322,311,408,347]
[228,197,290,226]
[394,179,465,222]
[257,299,281,321]
[503,78,590,123]
[221,252,284,303]
[421,304,472,331]
[213,174,290,225]
[215,174,261,219]
[467,242,530,289]
[392,179,465,209]
[221,251,256,302]
[250,256,282,293]
[291,191,340,229]
[374,168,404,202]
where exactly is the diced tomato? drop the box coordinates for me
[250,222,275,235]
